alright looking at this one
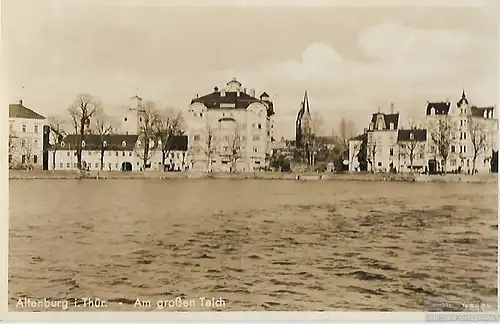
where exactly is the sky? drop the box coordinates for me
[1,0,498,139]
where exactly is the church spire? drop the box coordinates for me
[303,91,310,115]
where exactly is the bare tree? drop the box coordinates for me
[200,123,218,172]
[47,116,67,170]
[223,123,244,172]
[338,118,356,146]
[155,107,185,170]
[429,116,455,172]
[467,116,488,174]
[135,101,161,170]
[367,137,377,172]
[349,140,361,170]
[90,108,115,171]
[20,136,35,169]
[68,94,100,170]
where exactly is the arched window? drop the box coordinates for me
[484,110,488,118]
[103,141,107,147]
[61,142,65,147]
[122,141,127,147]
[82,140,86,147]
[409,133,414,140]
[430,108,435,115]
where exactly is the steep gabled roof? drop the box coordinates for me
[470,106,495,118]
[370,113,399,130]
[397,129,427,142]
[350,133,367,141]
[426,102,451,116]
[9,102,46,120]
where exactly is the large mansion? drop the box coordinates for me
[186,78,275,172]
[348,91,498,174]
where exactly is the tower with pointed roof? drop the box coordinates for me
[295,91,312,148]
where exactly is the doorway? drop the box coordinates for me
[121,162,133,172]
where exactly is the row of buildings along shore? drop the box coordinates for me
[347,90,498,174]
[8,78,499,174]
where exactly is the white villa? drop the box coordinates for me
[186,78,276,172]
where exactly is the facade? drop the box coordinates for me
[186,78,275,172]
[9,100,47,169]
[425,90,498,173]
[396,129,427,172]
[366,107,400,172]
[48,134,188,172]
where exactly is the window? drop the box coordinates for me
[67,163,70,168]
[258,123,262,129]
[460,120,463,127]
[222,113,225,117]
[378,162,382,167]
[82,141,86,147]
[59,163,63,168]
[33,155,38,164]
[389,123,394,130]
[194,135,200,141]
[430,108,435,115]
[74,163,77,168]
[199,113,203,117]
[67,152,70,156]
[22,124,27,132]
[124,117,128,122]
[108,151,112,156]
[9,155,12,163]
[139,118,143,122]
[419,153,424,159]
[464,145,467,153]
[253,135,260,141]
[34,140,39,149]
[95,163,99,168]
[122,152,125,156]
[122,141,127,147]
[389,148,394,156]
[409,133,414,140]
[103,141,107,147]
[129,152,132,156]
[253,148,259,153]
[34,125,39,133]
[88,151,92,156]
[116,152,119,156]
[450,159,457,166]
[116,163,119,168]
[252,123,255,128]
[463,133,466,140]
[22,155,26,164]
[61,142,65,147]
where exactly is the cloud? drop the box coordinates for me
[212,21,497,136]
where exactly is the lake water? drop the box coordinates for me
[8,179,498,311]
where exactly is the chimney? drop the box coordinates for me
[195,94,199,99]
[250,88,255,98]
[363,128,367,134]
[19,99,23,105]
[390,102,394,114]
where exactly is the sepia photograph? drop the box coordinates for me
[3,0,499,318]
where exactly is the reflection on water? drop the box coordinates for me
[9,179,498,311]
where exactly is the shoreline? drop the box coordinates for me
[8,170,498,183]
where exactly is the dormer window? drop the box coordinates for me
[82,141,86,147]
[389,123,394,130]
[430,108,435,115]
[103,141,107,147]
[61,142,65,147]
[409,133,414,140]
[158,139,162,146]
[122,141,127,147]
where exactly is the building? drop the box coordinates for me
[48,134,188,172]
[186,78,275,172]
[347,133,367,172]
[425,90,498,173]
[9,100,47,169]
[366,105,400,172]
[396,128,427,172]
